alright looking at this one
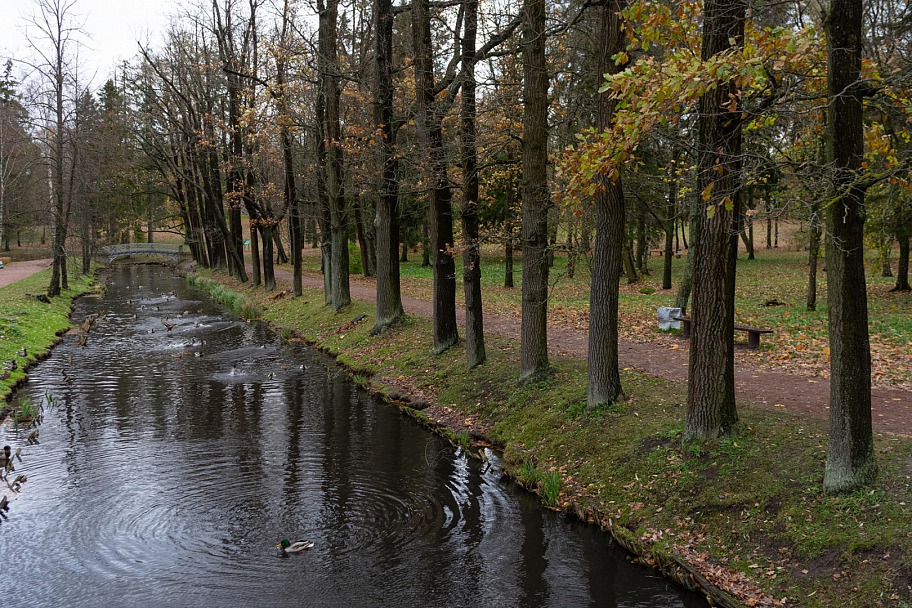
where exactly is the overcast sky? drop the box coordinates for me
[0,0,175,88]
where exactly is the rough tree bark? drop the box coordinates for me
[319,0,350,311]
[519,0,550,381]
[663,151,679,290]
[587,0,628,408]
[807,209,822,311]
[894,232,910,291]
[504,218,515,288]
[676,193,700,313]
[371,0,404,332]
[684,0,744,440]
[276,0,302,296]
[314,79,332,306]
[823,0,876,493]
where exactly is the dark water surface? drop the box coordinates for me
[0,265,706,607]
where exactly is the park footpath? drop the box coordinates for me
[0,259,52,289]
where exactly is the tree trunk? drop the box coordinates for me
[504,219,515,288]
[412,0,458,353]
[364,204,377,276]
[823,0,876,493]
[567,231,577,278]
[250,221,261,287]
[273,230,288,264]
[807,211,822,310]
[421,219,431,267]
[893,232,910,291]
[319,0,350,311]
[519,0,550,381]
[354,196,373,277]
[636,202,648,274]
[880,236,893,278]
[766,191,773,249]
[315,74,333,306]
[587,0,628,408]
[371,0,405,332]
[48,40,67,298]
[743,188,755,260]
[684,0,744,440]
[663,152,678,290]
[261,223,276,291]
[275,3,303,296]
[547,208,558,268]
[676,195,699,313]
[278,74,302,295]
[460,0,486,368]
[622,243,638,283]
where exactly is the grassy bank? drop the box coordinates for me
[188,268,912,607]
[0,269,96,404]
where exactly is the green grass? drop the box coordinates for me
[539,470,562,507]
[0,267,96,402]
[186,274,260,320]
[196,266,912,607]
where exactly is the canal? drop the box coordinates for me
[0,265,706,607]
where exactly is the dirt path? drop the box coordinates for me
[262,264,910,435]
[0,259,52,289]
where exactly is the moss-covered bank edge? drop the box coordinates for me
[182,266,911,608]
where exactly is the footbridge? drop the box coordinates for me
[100,243,190,264]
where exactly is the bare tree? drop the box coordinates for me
[27,0,84,296]
[412,0,458,352]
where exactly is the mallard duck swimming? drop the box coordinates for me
[277,539,314,554]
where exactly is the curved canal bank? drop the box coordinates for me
[0,264,705,607]
[183,266,912,608]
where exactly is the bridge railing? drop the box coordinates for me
[99,243,187,259]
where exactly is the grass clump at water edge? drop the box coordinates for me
[12,397,39,424]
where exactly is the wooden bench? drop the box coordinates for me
[673,316,773,349]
